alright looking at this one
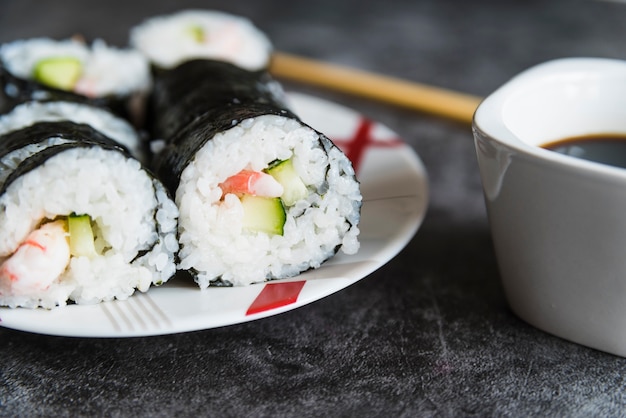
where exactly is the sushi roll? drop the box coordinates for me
[0,102,178,309]
[131,12,361,288]
[0,37,151,124]
[130,9,272,71]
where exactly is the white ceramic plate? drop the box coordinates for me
[0,92,429,338]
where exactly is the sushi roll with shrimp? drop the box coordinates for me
[0,101,178,309]
[0,37,151,125]
[131,11,361,288]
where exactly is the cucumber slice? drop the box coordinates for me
[185,25,205,42]
[32,57,82,90]
[68,214,98,258]
[240,195,286,236]
[265,159,308,206]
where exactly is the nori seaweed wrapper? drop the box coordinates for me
[148,59,292,141]
[148,59,301,194]
[0,120,130,158]
[0,120,133,195]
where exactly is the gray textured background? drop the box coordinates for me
[2,0,626,416]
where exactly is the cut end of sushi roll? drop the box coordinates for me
[0,136,178,310]
[0,37,152,125]
[0,147,178,308]
[175,114,361,288]
[0,38,151,98]
[130,9,273,71]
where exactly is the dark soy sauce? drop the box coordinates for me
[542,134,626,169]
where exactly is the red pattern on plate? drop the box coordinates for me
[331,118,404,172]
[246,281,306,315]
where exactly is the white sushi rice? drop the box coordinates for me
[1,38,89,74]
[0,37,150,98]
[0,146,179,309]
[0,101,146,161]
[176,115,361,287]
[130,9,272,71]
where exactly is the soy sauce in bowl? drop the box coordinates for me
[542,134,626,169]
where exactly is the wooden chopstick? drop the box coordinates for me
[269,52,482,125]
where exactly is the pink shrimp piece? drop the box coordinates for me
[0,220,70,295]
[74,77,98,98]
[219,169,283,198]
[214,22,244,53]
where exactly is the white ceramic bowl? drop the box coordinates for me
[473,57,626,356]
